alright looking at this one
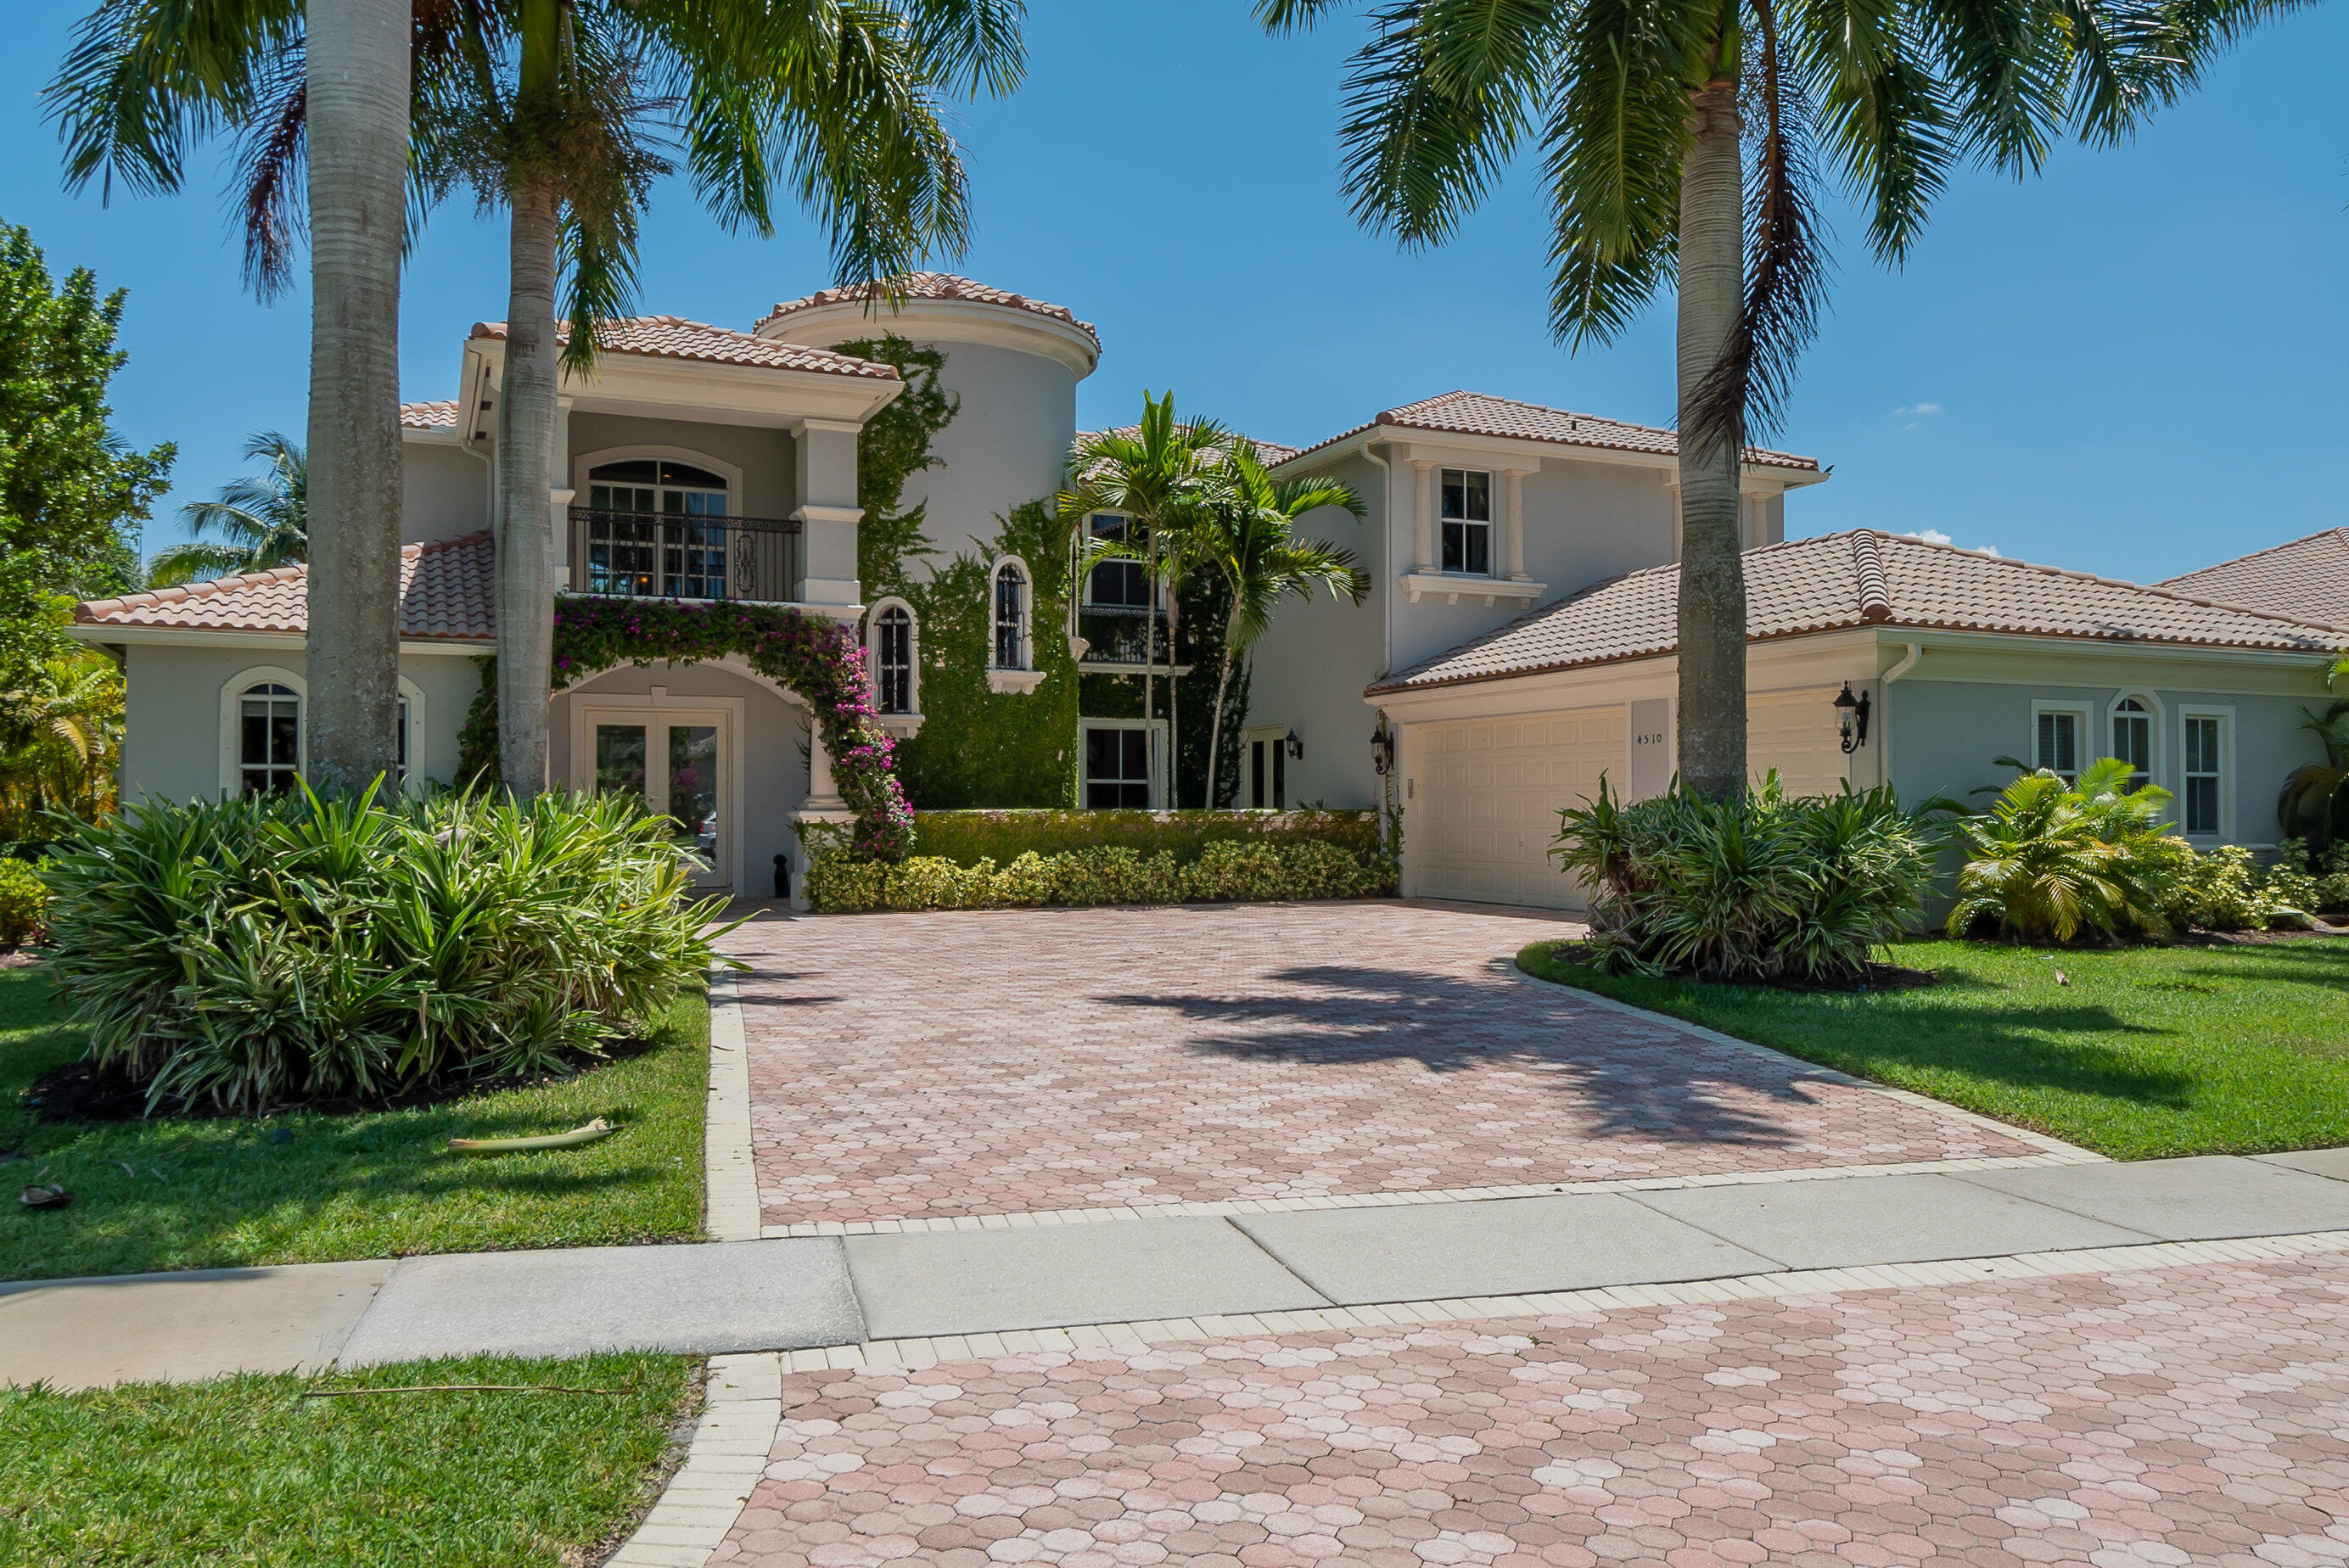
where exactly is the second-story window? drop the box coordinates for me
[994,561,1030,671]
[586,459,730,598]
[1440,468,1492,575]
[874,604,914,714]
[1085,514,1151,609]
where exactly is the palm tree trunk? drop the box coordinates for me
[495,0,563,799]
[1673,74,1748,804]
[1167,591,1182,806]
[301,0,409,794]
[1207,588,1241,810]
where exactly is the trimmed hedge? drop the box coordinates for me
[804,837,1397,914]
[905,808,1384,868]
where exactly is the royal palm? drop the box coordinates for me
[1262,0,2266,798]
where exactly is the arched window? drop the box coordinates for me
[2111,696,2156,792]
[238,682,302,796]
[992,559,1029,672]
[865,597,918,720]
[585,456,731,598]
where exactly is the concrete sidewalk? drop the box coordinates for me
[11,1148,2349,1390]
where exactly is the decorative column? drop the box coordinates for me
[1503,467,1533,581]
[803,716,847,813]
[793,417,866,608]
[1411,459,1437,574]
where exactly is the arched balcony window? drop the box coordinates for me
[985,557,1046,695]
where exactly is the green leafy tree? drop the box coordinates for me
[1262,0,2275,800]
[1176,442,1366,808]
[0,220,173,687]
[149,430,306,586]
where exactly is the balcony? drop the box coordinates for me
[1074,605,1191,675]
[567,506,802,603]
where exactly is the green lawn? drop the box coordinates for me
[0,966,709,1283]
[1517,937,2349,1160]
[0,1352,696,1567]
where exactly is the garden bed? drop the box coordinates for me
[0,1352,697,1567]
[1518,935,2349,1159]
[0,966,710,1282]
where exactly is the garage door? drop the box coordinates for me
[1748,688,1850,798]
[1413,708,1626,910]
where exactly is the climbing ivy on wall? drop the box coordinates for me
[835,334,955,600]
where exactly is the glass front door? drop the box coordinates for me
[590,715,729,889]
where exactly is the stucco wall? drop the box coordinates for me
[897,339,1077,569]
[401,439,491,544]
[549,658,810,895]
[563,413,799,522]
[116,642,479,803]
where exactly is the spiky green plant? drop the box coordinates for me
[1947,759,2184,944]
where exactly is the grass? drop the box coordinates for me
[1517,936,2349,1160]
[0,1352,696,1567]
[0,966,709,1283]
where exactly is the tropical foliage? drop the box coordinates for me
[149,431,306,586]
[1552,775,1937,984]
[803,833,1396,914]
[1262,0,2278,795]
[40,784,729,1112]
[2163,843,2319,932]
[0,648,122,846]
[1947,759,2187,943]
[0,221,172,686]
[2279,700,2349,855]
[0,860,47,944]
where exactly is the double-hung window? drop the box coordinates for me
[1085,514,1150,609]
[2111,698,2153,792]
[1083,723,1154,809]
[1439,469,1493,575]
[239,682,301,796]
[2034,708,2083,785]
[2184,714,2225,836]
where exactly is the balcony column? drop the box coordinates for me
[1502,466,1533,582]
[803,713,847,813]
[793,417,865,608]
[1410,458,1437,574]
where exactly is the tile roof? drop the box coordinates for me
[1372,529,2349,693]
[77,532,495,642]
[1281,389,1819,473]
[2156,528,2349,630]
[468,316,901,379]
[400,399,459,429]
[755,272,1101,348]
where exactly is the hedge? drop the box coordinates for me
[904,808,1385,868]
[803,837,1397,914]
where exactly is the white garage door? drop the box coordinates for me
[1748,688,1850,798]
[1414,708,1627,910]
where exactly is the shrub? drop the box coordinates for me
[40,784,729,1112]
[2161,844,2314,932]
[801,835,1395,913]
[1551,775,1938,984]
[2281,837,2349,913]
[1947,759,2184,944]
[0,857,48,944]
[906,808,1383,867]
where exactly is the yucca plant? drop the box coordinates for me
[1947,759,2184,944]
[38,782,731,1112]
[1553,773,1937,984]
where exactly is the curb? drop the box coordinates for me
[703,969,760,1243]
[603,1352,782,1568]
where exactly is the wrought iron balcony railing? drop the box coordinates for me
[566,507,802,603]
[1075,605,1176,667]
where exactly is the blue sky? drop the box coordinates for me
[5,0,2343,583]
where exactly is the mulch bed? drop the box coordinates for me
[1537,941,1943,994]
[21,1036,658,1127]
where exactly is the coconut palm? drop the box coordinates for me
[1061,395,1231,806]
[1262,0,2274,799]
[149,431,308,587]
[50,0,1024,796]
[1179,443,1366,808]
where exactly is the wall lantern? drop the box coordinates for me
[1285,729,1304,761]
[1832,681,1872,754]
[1370,720,1396,776]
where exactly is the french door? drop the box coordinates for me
[578,706,733,891]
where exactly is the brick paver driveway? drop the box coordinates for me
[710,1251,2349,1568]
[721,902,2045,1231]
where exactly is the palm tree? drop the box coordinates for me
[1261,0,2271,799]
[0,648,124,837]
[149,431,307,586]
[1061,394,1229,807]
[1180,442,1367,807]
[51,0,1024,797]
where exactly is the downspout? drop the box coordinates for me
[1362,439,1397,866]
[1879,639,1922,792]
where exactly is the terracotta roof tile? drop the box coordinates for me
[756,272,1101,347]
[77,533,494,642]
[2156,528,2349,630]
[1282,389,1819,473]
[400,399,459,429]
[1372,529,2349,693]
[468,316,900,378]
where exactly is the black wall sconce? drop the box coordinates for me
[1370,720,1396,776]
[1284,729,1303,761]
[1832,681,1872,754]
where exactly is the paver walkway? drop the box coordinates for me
[707,1248,2349,1568]
[719,904,2047,1231]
